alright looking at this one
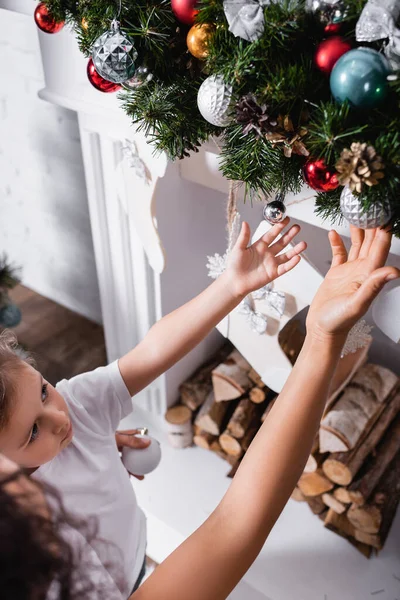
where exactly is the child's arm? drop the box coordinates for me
[119,218,306,396]
[132,226,399,600]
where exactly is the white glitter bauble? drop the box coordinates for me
[197,75,233,127]
[91,20,138,84]
[340,186,392,229]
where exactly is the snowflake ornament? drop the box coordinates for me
[341,319,373,357]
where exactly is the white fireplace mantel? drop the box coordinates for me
[3,4,399,598]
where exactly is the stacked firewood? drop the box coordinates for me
[178,321,305,476]
[293,363,400,557]
[183,345,277,477]
[177,332,400,557]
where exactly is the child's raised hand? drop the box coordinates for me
[307,225,400,343]
[225,217,306,298]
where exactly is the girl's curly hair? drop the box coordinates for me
[0,470,124,600]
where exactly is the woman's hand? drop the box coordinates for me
[307,225,400,343]
[115,429,150,481]
[225,217,306,298]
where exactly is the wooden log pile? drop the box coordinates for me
[171,335,400,557]
[292,364,400,557]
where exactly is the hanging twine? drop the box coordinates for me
[227,180,239,234]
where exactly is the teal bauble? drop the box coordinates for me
[330,47,390,108]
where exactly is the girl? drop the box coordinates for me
[0,225,397,600]
[0,218,306,596]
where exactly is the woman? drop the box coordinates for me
[0,226,398,600]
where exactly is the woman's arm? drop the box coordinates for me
[119,219,305,396]
[132,226,399,600]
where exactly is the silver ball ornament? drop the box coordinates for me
[122,66,153,90]
[305,0,345,24]
[263,197,287,224]
[340,186,392,229]
[197,75,233,127]
[91,20,138,84]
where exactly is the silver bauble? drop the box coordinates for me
[305,0,345,23]
[197,75,233,127]
[91,20,138,84]
[263,197,287,224]
[122,66,153,90]
[340,186,392,229]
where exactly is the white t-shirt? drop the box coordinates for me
[34,361,146,598]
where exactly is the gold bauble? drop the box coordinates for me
[81,17,89,30]
[186,23,214,60]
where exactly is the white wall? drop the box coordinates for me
[0,8,102,323]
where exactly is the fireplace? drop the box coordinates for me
[2,4,400,598]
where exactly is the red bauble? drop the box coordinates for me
[324,22,342,35]
[314,36,351,74]
[87,59,121,93]
[171,0,198,25]
[34,2,64,34]
[303,158,339,192]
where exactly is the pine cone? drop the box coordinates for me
[336,142,385,194]
[235,94,278,137]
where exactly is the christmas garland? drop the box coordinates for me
[37,0,400,234]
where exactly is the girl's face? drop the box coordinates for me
[0,363,73,469]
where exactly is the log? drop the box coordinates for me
[298,470,334,497]
[307,495,326,515]
[212,350,252,402]
[248,368,264,388]
[291,487,307,502]
[219,430,243,457]
[304,438,322,474]
[193,430,216,450]
[261,398,276,423]
[194,391,231,436]
[323,388,400,486]
[325,508,355,538]
[354,529,381,550]
[348,413,400,505]
[322,493,346,514]
[324,342,370,415]
[180,344,232,411]
[227,458,242,479]
[320,364,398,453]
[347,505,382,534]
[209,440,226,459]
[348,451,400,539]
[241,423,260,452]
[278,319,305,366]
[227,398,258,439]
[249,387,267,404]
[324,509,372,558]
[333,488,352,504]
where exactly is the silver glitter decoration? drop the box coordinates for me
[238,296,268,334]
[223,0,270,42]
[356,0,400,70]
[122,66,153,90]
[341,320,373,357]
[263,196,286,224]
[91,20,138,84]
[340,186,392,229]
[197,75,233,127]
[252,283,286,317]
